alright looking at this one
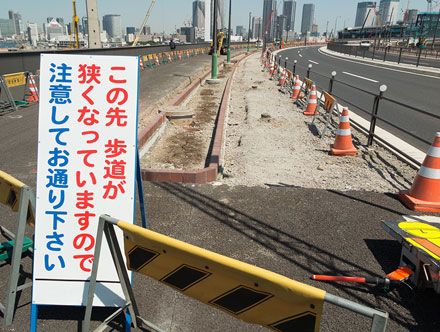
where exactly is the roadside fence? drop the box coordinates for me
[265,50,440,168]
[327,42,440,69]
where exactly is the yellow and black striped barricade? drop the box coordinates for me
[311,91,338,138]
[0,170,35,326]
[0,73,24,114]
[83,216,389,332]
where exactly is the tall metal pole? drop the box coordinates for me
[247,11,252,52]
[227,0,232,63]
[211,0,219,80]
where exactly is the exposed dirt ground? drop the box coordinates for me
[141,65,235,170]
[222,53,416,192]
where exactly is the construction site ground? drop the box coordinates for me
[141,64,235,170]
[0,50,439,331]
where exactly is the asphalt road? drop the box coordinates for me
[279,46,440,151]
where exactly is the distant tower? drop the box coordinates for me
[263,0,277,41]
[301,3,315,35]
[379,0,400,25]
[355,2,377,27]
[282,0,296,32]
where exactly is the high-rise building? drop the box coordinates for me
[46,18,64,40]
[355,2,376,27]
[275,15,287,40]
[379,0,400,25]
[204,0,225,41]
[404,9,418,24]
[192,1,205,29]
[8,10,22,35]
[282,1,296,32]
[27,23,39,47]
[236,25,245,37]
[126,27,135,35]
[263,0,277,41]
[142,26,151,35]
[252,16,263,39]
[301,3,315,35]
[102,14,122,40]
[0,19,16,37]
[81,17,88,35]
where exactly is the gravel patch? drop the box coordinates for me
[222,54,416,192]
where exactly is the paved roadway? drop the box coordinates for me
[279,46,440,151]
[0,50,439,331]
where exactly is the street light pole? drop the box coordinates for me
[227,0,232,63]
[247,11,252,52]
[211,0,218,80]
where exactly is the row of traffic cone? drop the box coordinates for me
[264,59,440,213]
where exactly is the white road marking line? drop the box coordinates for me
[342,71,378,83]
[308,60,319,65]
[299,54,303,58]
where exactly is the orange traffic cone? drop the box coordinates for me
[269,63,276,77]
[278,68,286,86]
[399,133,440,212]
[330,107,357,156]
[178,52,182,61]
[291,75,301,101]
[155,55,160,66]
[139,58,144,71]
[25,73,39,103]
[303,84,318,116]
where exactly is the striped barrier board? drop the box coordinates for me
[84,216,389,332]
[119,220,325,331]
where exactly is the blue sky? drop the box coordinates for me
[0,0,429,33]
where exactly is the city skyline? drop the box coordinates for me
[0,0,430,36]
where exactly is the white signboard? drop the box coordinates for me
[33,54,139,306]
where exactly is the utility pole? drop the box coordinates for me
[227,0,232,63]
[86,0,102,48]
[247,11,252,52]
[208,0,219,83]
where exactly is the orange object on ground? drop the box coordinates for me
[25,73,39,103]
[330,107,357,156]
[278,68,286,86]
[291,75,301,100]
[399,133,440,212]
[386,266,413,281]
[303,84,318,116]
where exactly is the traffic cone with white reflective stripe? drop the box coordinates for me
[330,107,357,156]
[139,58,144,71]
[278,68,287,86]
[25,73,39,103]
[291,75,301,101]
[303,84,318,116]
[399,133,440,212]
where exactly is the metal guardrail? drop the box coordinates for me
[271,51,440,167]
[327,42,440,68]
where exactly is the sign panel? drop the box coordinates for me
[33,54,139,306]
[117,220,325,332]
[3,72,26,88]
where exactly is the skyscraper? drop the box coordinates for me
[301,4,315,35]
[102,14,122,40]
[263,0,277,41]
[275,15,287,40]
[8,10,22,35]
[192,1,205,29]
[355,2,376,27]
[379,0,400,25]
[282,1,296,32]
[252,16,263,39]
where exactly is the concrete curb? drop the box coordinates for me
[320,46,440,78]
[139,50,255,184]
